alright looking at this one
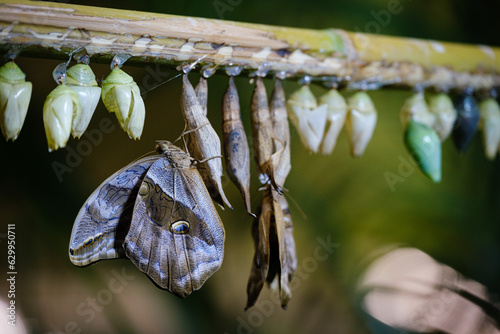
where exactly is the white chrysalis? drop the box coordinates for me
[479,98,500,160]
[346,91,377,158]
[318,88,347,155]
[286,85,327,153]
[427,93,457,141]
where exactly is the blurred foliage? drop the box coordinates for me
[1,0,500,333]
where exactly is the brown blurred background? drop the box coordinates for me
[1,0,500,333]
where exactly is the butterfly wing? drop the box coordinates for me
[123,156,225,298]
[69,155,160,266]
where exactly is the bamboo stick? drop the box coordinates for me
[0,0,499,91]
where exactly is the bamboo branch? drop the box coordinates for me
[0,0,499,91]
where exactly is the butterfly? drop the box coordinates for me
[69,141,225,297]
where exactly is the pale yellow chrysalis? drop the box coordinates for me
[101,68,145,140]
[43,84,81,152]
[66,64,101,138]
[0,61,32,141]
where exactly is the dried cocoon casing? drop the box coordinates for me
[267,189,293,309]
[400,92,436,129]
[478,98,500,160]
[280,195,296,283]
[101,68,145,140]
[246,185,297,310]
[0,61,32,141]
[318,88,347,154]
[222,76,252,214]
[181,74,232,209]
[251,77,275,184]
[66,64,101,138]
[286,85,327,153]
[195,76,208,116]
[246,190,273,310]
[346,91,377,158]
[43,84,81,152]
[404,120,441,183]
[452,94,480,152]
[270,79,291,188]
[428,93,457,141]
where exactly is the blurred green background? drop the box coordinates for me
[1,0,500,333]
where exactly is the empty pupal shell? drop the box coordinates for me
[318,88,347,155]
[43,84,81,151]
[478,98,500,160]
[400,92,436,129]
[346,91,377,158]
[0,61,32,141]
[246,190,273,310]
[222,76,252,214]
[251,77,275,183]
[268,188,292,309]
[404,120,441,183]
[270,79,291,188]
[66,64,101,138]
[452,94,480,152]
[195,76,208,116]
[286,85,327,153]
[279,195,296,284]
[181,74,232,209]
[101,68,145,140]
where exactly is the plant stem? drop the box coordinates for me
[0,0,498,90]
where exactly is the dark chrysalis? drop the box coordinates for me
[452,94,480,152]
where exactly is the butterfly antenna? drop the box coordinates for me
[283,191,307,220]
[141,72,182,96]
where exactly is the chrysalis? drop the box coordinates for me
[428,93,457,141]
[280,195,296,284]
[478,98,500,160]
[0,61,32,141]
[43,63,81,152]
[345,91,377,158]
[181,74,231,209]
[318,88,347,155]
[101,67,145,140]
[246,189,273,310]
[66,63,101,138]
[400,92,436,129]
[246,187,295,310]
[286,85,327,153]
[270,78,291,189]
[404,120,441,183]
[452,94,480,152]
[400,92,441,182]
[195,76,208,116]
[267,188,292,309]
[222,76,252,214]
[250,77,275,184]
